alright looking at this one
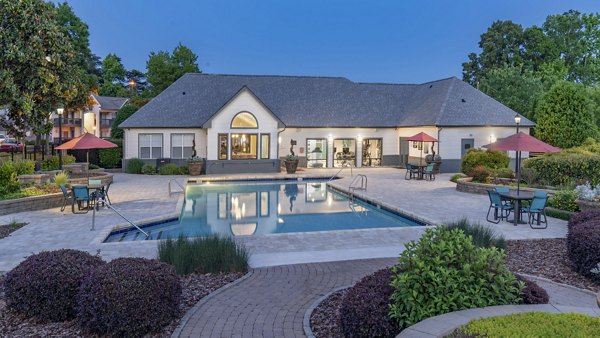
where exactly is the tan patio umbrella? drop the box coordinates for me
[55,133,118,178]
[405,132,438,165]
[482,132,560,194]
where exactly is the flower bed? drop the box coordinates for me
[455,177,555,196]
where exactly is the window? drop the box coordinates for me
[333,139,356,167]
[231,112,258,128]
[362,138,382,167]
[218,134,228,160]
[260,134,270,159]
[231,134,258,160]
[139,134,162,159]
[171,134,194,159]
[307,139,327,168]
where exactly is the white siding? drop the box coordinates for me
[123,128,207,159]
[439,126,531,159]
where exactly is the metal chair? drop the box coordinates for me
[494,187,513,207]
[102,181,112,204]
[59,184,72,212]
[423,164,435,181]
[88,179,102,185]
[486,190,512,224]
[72,186,92,214]
[522,195,548,229]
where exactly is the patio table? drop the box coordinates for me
[71,183,107,210]
[499,191,534,226]
[410,164,427,180]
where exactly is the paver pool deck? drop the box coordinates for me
[0,168,567,271]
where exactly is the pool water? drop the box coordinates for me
[104,179,424,242]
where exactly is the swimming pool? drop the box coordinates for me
[104,179,424,242]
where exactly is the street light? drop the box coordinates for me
[57,107,64,170]
[514,114,522,194]
[514,114,521,133]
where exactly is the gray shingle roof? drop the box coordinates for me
[119,74,534,129]
[92,94,129,111]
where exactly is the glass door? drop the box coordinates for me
[307,139,327,168]
[362,138,382,167]
[333,139,356,167]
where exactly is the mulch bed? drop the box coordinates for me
[0,272,243,338]
[310,238,600,338]
[0,222,27,240]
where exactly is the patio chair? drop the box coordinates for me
[534,190,548,198]
[72,186,92,214]
[494,187,513,207]
[88,179,102,185]
[521,195,548,229]
[486,190,512,224]
[423,164,435,181]
[59,184,72,212]
[102,181,112,204]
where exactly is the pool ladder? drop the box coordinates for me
[168,179,185,196]
[329,163,353,181]
[349,174,367,193]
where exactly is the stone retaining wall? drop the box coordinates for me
[0,193,63,216]
[456,177,556,196]
[68,172,113,185]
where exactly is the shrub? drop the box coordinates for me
[575,182,600,202]
[41,154,76,170]
[389,227,522,328]
[141,164,156,175]
[0,161,20,196]
[340,268,399,338]
[126,158,145,174]
[450,173,466,183]
[88,163,100,169]
[519,167,540,187]
[13,159,35,175]
[53,171,69,187]
[470,165,492,183]
[452,312,600,337]
[178,165,189,175]
[461,149,510,175]
[548,190,579,212]
[4,249,104,321]
[77,258,181,337]
[524,152,600,187]
[545,208,574,221]
[494,167,514,179]
[99,140,122,168]
[159,163,182,175]
[515,275,549,304]
[566,210,600,282]
[444,218,506,249]
[158,235,249,275]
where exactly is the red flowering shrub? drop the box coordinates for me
[567,210,600,282]
[515,275,549,304]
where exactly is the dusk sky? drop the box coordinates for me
[66,0,600,84]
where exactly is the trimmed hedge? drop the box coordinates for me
[389,227,522,328]
[524,152,600,187]
[126,158,145,174]
[515,275,549,304]
[99,145,122,168]
[566,210,600,282]
[159,163,184,175]
[41,154,75,171]
[340,268,399,338]
[548,189,579,212]
[142,164,156,175]
[4,249,104,321]
[461,149,510,175]
[77,258,181,337]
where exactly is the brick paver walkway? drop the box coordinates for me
[173,258,397,338]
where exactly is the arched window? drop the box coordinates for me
[231,112,258,129]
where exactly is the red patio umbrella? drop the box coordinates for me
[405,132,438,165]
[482,132,560,193]
[55,133,117,177]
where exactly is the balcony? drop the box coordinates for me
[53,118,81,127]
[100,119,114,128]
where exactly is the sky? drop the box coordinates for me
[65,0,600,84]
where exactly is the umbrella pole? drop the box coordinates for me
[516,151,521,195]
[87,150,90,180]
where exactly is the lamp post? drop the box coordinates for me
[57,107,64,170]
[514,114,521,194]
[514,114,521,134]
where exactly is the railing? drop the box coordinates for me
[168,179,185,196]
[53,118,81,126]
[349,174,368,192]
[100,119,114,127]
[329,163,353,181]
[91,195,149,238]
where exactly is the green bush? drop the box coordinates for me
[0,162,20,196]
[471,165,492,183]
[126,158,145,174]
[548,190,580,212]
[99,145,122,169]
[494,167,514,179]
[444,218,506,249]
[158,235,249,275]
[451,312,600,337]
[545,208,574,220]
[159,163,182,175]
[389,227,522,329]
[41,154,75,171]
[450,173,466,183]
[461,149,510,175]
[141,164,156,175]
[13,160,35,175]
[53,171,69,187]
[524,152,600,186]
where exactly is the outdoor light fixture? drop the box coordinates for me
[514,114,521,133]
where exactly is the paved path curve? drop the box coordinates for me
[173,258,396,338]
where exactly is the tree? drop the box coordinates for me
[110,104,139,139]
[535,81,599,148]
[479,67,544,120]
[99,53,128,97]
[126,69,148,95]
[146,43,200,96]
[0,0,85,141]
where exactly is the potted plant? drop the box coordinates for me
[187,156,203,176]
[425,153,442,174]
[284,139,299,174]
[575,183,600,211]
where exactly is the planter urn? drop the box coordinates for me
[188,162,203,176]
[284,160,298,174]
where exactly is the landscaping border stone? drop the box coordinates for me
[456,177,556,196]
[0,193,63,216]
